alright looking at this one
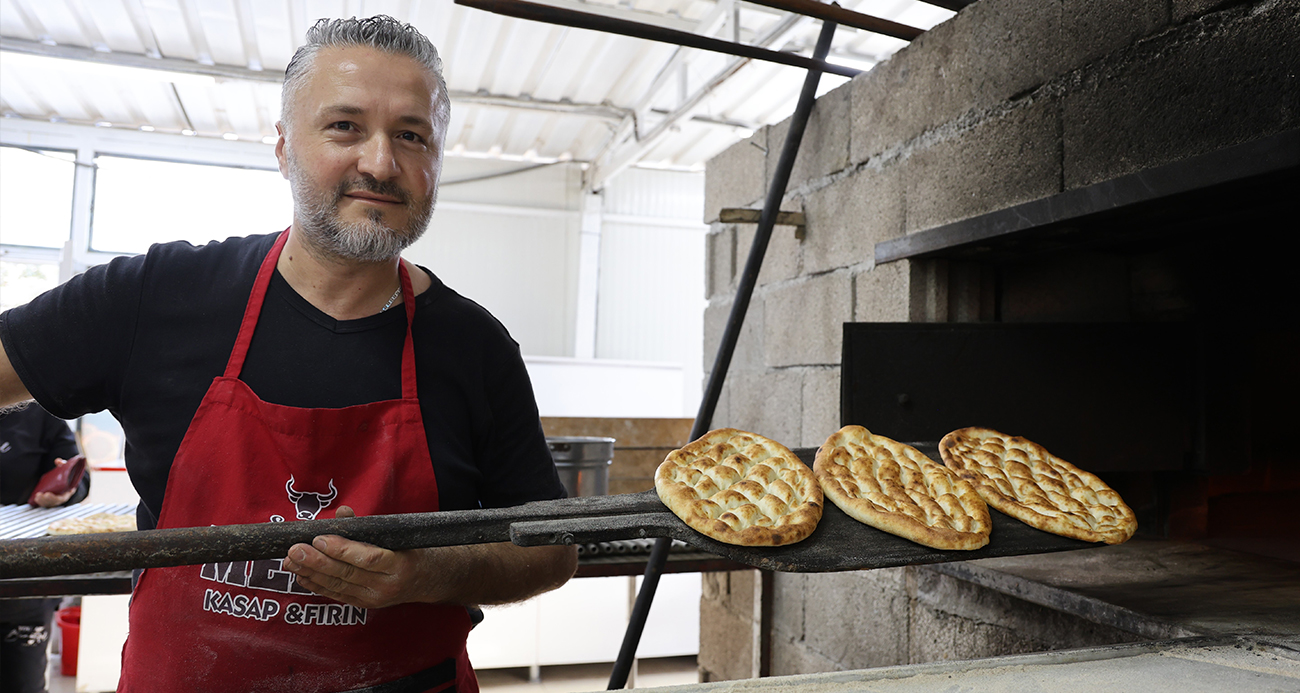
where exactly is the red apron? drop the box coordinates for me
[120,230,476,693]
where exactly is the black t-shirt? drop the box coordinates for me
[0,233,565,529]
[0,404,85,505]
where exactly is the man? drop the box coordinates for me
[1,406,87,693]
[0,15,576,693]
[0,405,87,509]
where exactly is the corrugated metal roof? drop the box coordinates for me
[0,0,954,188]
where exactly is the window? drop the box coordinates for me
[90,155,292,254]
[0,145,76,249]
[0,146,76,310]
[0,261,59,311]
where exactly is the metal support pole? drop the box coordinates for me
[606,16,840,690]
[455,0,862,76]
[742,0,921,39]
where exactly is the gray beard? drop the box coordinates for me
[288,160,435,264]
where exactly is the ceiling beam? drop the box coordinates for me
[659,110,756,131]
[121,0,164,59]
[0,38,606,117]
[458,0,859,78]
[742,0,922,41]
[454,92,629,120]
[631,0,733,118]
[6,0,55,45]
[915,0,977,12]
[619,6,875,137]
[177,0,216,66]
[584,12,806,192]
[578,0,748,182]
[233,0,265,71]
[531,0,702,34]
[0,37,282,83]
[63,0,113,52]
[0,37,765,132]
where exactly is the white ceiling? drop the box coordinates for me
[0,0,954,190]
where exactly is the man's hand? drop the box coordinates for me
[32,458,77,507]
[280,505,577,610]
[281,506,428,609]
[33,489,75,507]
[282,535,428,609]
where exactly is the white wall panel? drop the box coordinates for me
[595,220,704,364]
[467,598,539,669]
[401,159,584,358]
[525,356,683,418]
[438,159,583,209]
[602,167,704,220]
[636,572,703,658]
[536,575,631,666]
[596,168,706,416]
[405,206,577,359]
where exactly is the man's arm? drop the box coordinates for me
[282,516,578,609]
[0,340,34,409]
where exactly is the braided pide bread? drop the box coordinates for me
[47,512,136,535]
[939,427,1137,544]
[814,426,991,550]
[655,428,823,547]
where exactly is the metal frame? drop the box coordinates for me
[0,0,955,680]
[454,0,864,78]
[743,0,922,39]
[436,0,937,684]
[605,14,840,691]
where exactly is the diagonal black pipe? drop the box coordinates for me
[606,16,841,690]
[918,0,977,12]
[455,0,862,77]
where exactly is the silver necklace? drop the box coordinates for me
[381,287,401,312]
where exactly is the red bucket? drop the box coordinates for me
[56,606,81,677]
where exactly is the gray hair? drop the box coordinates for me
[281,15,451,132]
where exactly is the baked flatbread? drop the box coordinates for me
[814,426,990,550]
[655,428,822,547]
[47,512,137,535]
[939,427,1136,544]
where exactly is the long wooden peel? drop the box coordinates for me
[509,503,1096,574]
[0,492,662,580]
[2,488,1099,579]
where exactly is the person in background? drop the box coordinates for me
[0,14,575,693]
[0,404,89,693]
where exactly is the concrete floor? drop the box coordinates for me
[44,653,75,693]
[477,657,699,692]
[39,539,1300,691]
[659,638,1300,693]
[943,538,1300,640]
[44,655,699,692]
[47,639,1300,693]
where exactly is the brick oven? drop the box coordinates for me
[699,0,1298,679]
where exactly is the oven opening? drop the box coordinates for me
[847,156,1300,562]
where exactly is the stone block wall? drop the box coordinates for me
[700,0,1298,678]
[698,570,762,682]
[698,565,1144,681]
[704,0,1298,448]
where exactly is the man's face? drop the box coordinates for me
[276,45,446,263]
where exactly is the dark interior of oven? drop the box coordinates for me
[842,158,1300,555]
